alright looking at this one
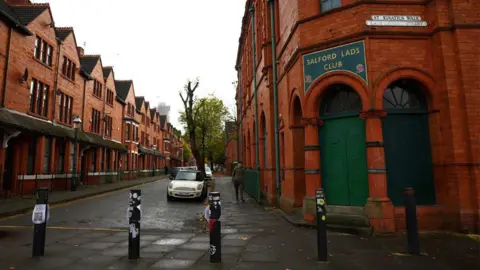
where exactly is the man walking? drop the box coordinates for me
[232,162,245,203]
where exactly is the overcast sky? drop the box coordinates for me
[34,0,244,131]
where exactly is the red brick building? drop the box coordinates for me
[224,121,238,175]
[0,0,181,196]
[234,0,480,233]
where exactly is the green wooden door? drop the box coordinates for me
[320,117,369,206]
[382,80,436,206]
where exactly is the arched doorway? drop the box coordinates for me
[382,79,436,206]
[291,96,306,204]
[319,84,369,206]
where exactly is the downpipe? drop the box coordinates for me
[269,0,281,207]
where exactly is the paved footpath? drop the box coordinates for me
[0,177,478,269]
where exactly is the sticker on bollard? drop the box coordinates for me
[128,190,141,260]
[209,192,222,263]
[315,188,328,261]
[32,188,49,257]
[32,204,49,224]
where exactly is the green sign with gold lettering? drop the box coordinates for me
[303,40,368,93]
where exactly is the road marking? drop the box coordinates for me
[0,180,161,222]
[0,225,125,232]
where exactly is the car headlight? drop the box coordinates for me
[168,183,173,189]
[197,184,203,190]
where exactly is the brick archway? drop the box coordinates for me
[373,67,438,111]
[304,71,370,119]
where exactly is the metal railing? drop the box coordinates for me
[244,169,261,202]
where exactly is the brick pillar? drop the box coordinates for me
[35,136,46,174]
[303,122,321,223]
[65,141,72,174]
[49,138,56,173]
[280,128,296,213]
[96,148,101,172]
[361,111,395,234]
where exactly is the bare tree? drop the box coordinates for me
[179,78,205,173]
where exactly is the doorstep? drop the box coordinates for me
[273,207,374,236]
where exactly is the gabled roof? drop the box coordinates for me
[54,27,72,41]
[135,96,144,110]
[159,115,167,128]
[145,101,150,112]
[9,3,49,25]
[115,80,133,102]
[102,66,113,79]
[0,0,31,34]
[149,108,156,120]
[80,55,100,74]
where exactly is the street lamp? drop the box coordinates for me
[71,116,82,191]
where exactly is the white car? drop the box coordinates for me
[205,166,213,181]
[167,170,207,201]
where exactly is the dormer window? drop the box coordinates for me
[93,80,102,98]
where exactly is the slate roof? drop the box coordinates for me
[102,66,113,79]
[159,115,167,128]
[135,96,144,110]
[80,55,100,74]
[9,4,49,25]
[54,27,72,41]
[149,108,156,120]
[0,0,31,34]
[115,80,132,101]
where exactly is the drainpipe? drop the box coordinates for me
[52,39,62,124]
[81,77,87,131]
[1,28,12,108]
[238,66,243,163]
[250,6,260,171]
[268,0,281,207]
[236,65,241,163]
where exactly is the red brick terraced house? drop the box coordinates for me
[0,0,179,197]
[233,0,480,233]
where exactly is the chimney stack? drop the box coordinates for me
[5,0,32,5]
[77,46,84,57]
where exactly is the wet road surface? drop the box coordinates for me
[0,178,207,232]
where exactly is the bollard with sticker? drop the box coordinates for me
[315,188,328,261]
[209,191,221,263]
[128,190,141,260]
[32,188,49,257]
[404,187,420,255]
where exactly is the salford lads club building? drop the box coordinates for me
[234,0,479,233]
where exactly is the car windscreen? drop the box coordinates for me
[205,167,211,172]
[175,171,197,181]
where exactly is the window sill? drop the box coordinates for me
[92,94,103,102]
[60,74,76,84]
[33,57,53,70]
[106,102,114,108]
[28,111,50,121]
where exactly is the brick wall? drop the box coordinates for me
[234,0,480,232]
[6,9,57,117]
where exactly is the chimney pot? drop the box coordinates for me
[77,46,84,57]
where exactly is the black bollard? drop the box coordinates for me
[209,191,222,263]
[316,188,328,261]
[32,188,49,257]
[128,190,141,260]
[404,187,420,255]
